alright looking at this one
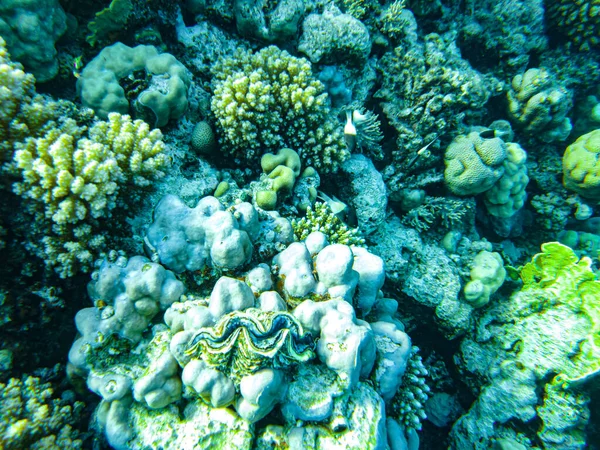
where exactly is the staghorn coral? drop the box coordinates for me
[211,46,349,173]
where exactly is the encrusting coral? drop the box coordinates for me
[451,242,600,448]
[211,45,349,172]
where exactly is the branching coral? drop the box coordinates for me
[8,113,170,277]
[390,346,430,431]
[211,46,348,173]
[0,374,85,449]
[292,202,365,246]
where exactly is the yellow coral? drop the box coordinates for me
[563,129,600,201]
[10,113,170,277]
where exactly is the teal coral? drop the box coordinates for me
[292,202,365,246]
[210,45,349,172]
[77,42,190,128]
[0,0,66,82]
[86,0,133,47]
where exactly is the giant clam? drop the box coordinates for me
[185,309,315,383]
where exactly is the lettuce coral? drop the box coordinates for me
[211,45,348,173]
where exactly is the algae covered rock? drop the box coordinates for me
[451,242,600,448]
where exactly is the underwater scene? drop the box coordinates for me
[0,0,599,449]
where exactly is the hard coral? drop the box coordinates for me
[211,46,348,173]
[9,113,169,277]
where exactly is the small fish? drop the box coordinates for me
[405,137,438,170]
[344,110,357,151]
[72,55,83,78]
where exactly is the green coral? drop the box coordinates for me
[444,131,507,196]
[483,142,529,218]
[463,251,506,308]
[546,0,600,51]
[86,0,133,47]
[518,243,600,386]
[292,202,365,246]
[256,148,301,210]
[507,68,572,143]
[451,242,600,448]
[210,46,349,173]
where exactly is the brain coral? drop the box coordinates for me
[444,131,507,196]
[210,45,348,173]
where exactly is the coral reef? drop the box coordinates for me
[298,6,372,65]
[2,0,600,448]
